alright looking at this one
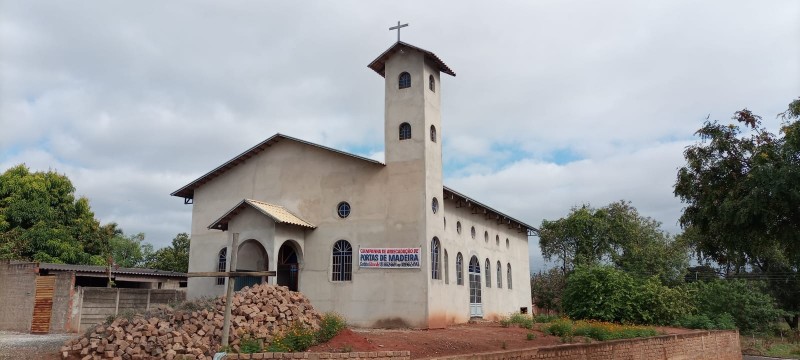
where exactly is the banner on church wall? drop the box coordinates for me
[358,248,421,268]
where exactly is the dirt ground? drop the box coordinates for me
[0,331,75,360]
[309,322,697,359]
[22,322,696,359]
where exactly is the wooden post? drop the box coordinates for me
[221,233,239,348]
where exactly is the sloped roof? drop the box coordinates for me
[368,41,456,77]
[170,133,384,200]
[37,263,186,278]
[208,199,316,231]
[443,187,537,232]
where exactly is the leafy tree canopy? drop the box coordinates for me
[674,98,800,328]
[144,232,190,273]
[0,164,107,264]
[538,200,689,284]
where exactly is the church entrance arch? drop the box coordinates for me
[235,239,268,291]
[277,241,302,292]
[468,256,483,318]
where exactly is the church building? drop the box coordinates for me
[172,41,535,328]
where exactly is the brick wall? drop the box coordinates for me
[0,262,37,332]
[224,331,739,360]
[432,330,741,360]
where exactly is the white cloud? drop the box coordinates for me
[1,0,798,256]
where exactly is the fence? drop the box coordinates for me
[73,287,186,331]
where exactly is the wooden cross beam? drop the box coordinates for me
[185,233,275,348]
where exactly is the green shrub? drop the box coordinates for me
[544,319,573,337]
[563,265,693,325]
[526,332,537,340]
[500,313,534,329]
[533,314,559,323]
[688,279,783,334]
[317,312,347,343]
[239,335,263,354]
[676,313,737,330]
[268,322,316,352]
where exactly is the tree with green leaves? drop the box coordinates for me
[674,98,800,328]
[144,233,190,273]
[108,231,149,268]
[0,164,109,264]
[530,267,566,313]
[539,200,689,284]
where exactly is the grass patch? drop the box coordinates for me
[543,319,659,341]
[500,312,534,329]
[317,312,347,343]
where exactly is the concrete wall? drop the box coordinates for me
[74,288,185,331]
[186,139,430,328]
[49,272,75,333]
[429,198,533,325]
[0,262,37,332]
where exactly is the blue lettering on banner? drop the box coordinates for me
[358,248,421,268]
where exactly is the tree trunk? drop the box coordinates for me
[784,314,799,330]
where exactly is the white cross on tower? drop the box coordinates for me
[389,21,409,42]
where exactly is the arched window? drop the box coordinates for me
[430,125,437,143]
[457,221,462,234]
[456,253,464,285]
[431,237,441,280]
[484,231,489,243]
[444,250,449,284]
[332,240,352,281]
[506,238,510,248]
[443,217,446,230]
[429,75,435,92]
[507,263,513,290]
[216,248,227,285]
[497,261,503,288]
[471,226,476,239]
[485,258,491,288]
[399,72,411,89]
[399,122,411,140]
[496,235,500,246]
[431,197,439,214]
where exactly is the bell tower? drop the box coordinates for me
[369,40,456,328]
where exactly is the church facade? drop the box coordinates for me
[172,42,535,328]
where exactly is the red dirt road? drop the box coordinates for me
[310,322,695,359]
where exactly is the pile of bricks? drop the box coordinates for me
[61,283,323,360]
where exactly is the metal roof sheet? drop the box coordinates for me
[37,263,187,278]
[368,41,456,77]
[208,199,316,231]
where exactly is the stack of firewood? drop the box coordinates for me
[61,283,323,360]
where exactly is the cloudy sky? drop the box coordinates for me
[2,1,798,271]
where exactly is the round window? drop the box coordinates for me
[337,202,351,218]
[432,197,439,214]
